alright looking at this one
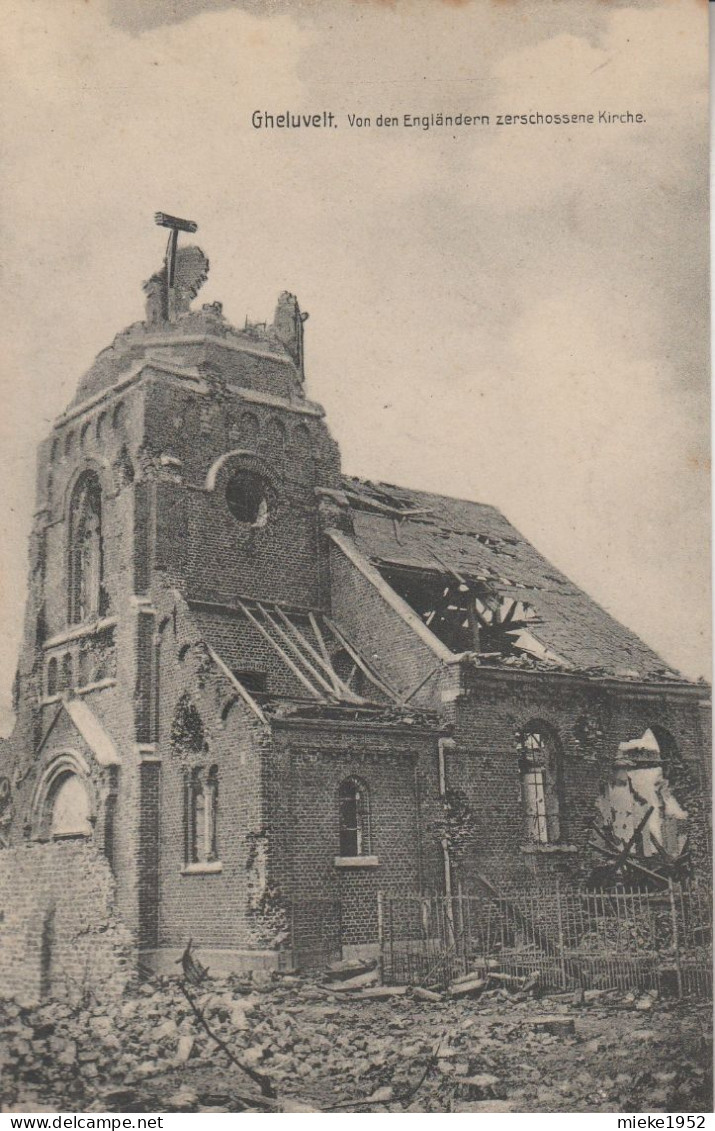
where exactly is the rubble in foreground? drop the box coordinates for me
[0,971,711,1114]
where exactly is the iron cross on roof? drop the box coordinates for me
[154,211,198,321]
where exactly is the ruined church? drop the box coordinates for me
[0,220,710,991]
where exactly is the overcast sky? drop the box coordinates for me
[0,0,709,733]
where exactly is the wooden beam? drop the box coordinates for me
[308,612,333,667]
[257,604,345,700]
[272,606,360,700]
[239,602,325,701]
[402,661,444,704]
[610,806,655,874]
[204,644,268,726]
[322,616,402,702]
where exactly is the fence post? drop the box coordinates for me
[667,878,684,999]
[377,890,385,982]
[555,878,568,989]
[456,881,466,977]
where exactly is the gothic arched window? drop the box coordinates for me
[68,472,103,625]
[186,764,219,864]
[338,777,371,857]
[517,723,563,844]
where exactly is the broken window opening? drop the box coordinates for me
[522,764,549,844]
[338,777,371,857]
[517,724,563,844]
[171,693,205,755]
[50,773,92,839]
[225,470,269,527]
[591,729,689,886]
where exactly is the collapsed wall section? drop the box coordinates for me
[0,841,134,1006]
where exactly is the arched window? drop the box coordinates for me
[186,764,219,864]
[517,723,563,844]
[238,411,260,445]
[338,777,371,857]
[68,472,103,624]
[50,774,92,838]
[293,422,311,455]
[266,417,287,453]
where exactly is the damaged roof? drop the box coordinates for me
[341,476,684,681]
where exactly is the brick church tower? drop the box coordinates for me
[4,221,357,962]
[1,218,708,986]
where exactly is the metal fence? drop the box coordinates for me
[379,880,712,997]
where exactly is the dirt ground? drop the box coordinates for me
[1,973,712,1114]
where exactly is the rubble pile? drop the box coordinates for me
[0,970,711,1114]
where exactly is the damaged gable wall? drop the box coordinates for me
[328,537,457,708]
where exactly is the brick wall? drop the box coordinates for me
[0,841,133,1006]
[328,541,445,706]
[145,379,341,613]
[434,669,712,891]
[145,598,271,952]
[267,723,433,948]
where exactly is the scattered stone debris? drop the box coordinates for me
[0,969,711,1114]
[528,1016,577,1036]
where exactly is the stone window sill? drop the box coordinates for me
[334,856,379,868]
[181,861,223,875]
[521,843,578,855]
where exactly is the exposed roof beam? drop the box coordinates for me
[322,616,402,703]
[327,529,454,663]
[271,606,364,703]
[238,601,325,701]
[257,603,346,701]
[204,643,268,726]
